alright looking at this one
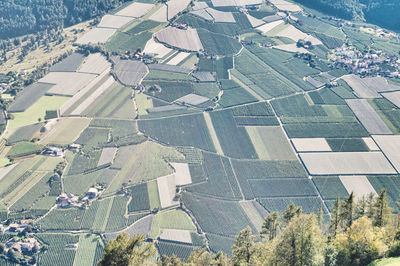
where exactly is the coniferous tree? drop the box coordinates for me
[317,205,323,228]
[355,195,367,218]
[98,233,155,266]
[261,212,280,240]
[329,196,341,237]
[373,189,392,227]
[273,214,326,266]
[282,202,302,225]
[232,227,255,265]
[341,192,354,229]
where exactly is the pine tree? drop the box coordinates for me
[261,211,280,240]
[341,192,354,229]
[367,192,375,219]
[317,205,323,228]
[98,233,155,266]
[273,214,326,266]
[282,202,302,225]
[355,195,367,218]
[329,196,341,237]
[232,227,255,265]
[374,189,392,227]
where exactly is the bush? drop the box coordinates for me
[388,243,400,257]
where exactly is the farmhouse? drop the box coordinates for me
[87,187,98,199]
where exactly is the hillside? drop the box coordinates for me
[292,0,400,32]
[0,0,130,39]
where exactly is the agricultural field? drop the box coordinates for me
[2,0,400,263]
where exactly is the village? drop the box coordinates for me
[330,44,400,77]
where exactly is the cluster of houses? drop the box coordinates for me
[56,187,99,208]
[360,26,398,39]
[0,219,40,264]
[4,237,40,255]
[0,219,34,234]
[330,45,400,77]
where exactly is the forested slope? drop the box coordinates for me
[292,0,400,32]
[0,0,129,39]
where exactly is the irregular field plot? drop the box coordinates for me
[105,31,153,53]
[8,141,43,158]
[70,77,115,115]
[339,175,377,200]
[346,99,392,134]
[155,27,203,51]
[128,183,150,212]
[76,28,117,45]
[159,229,192,244]
[258,197,324,214]
[167,0,191,20]
[313,176,348,200]
[40,118,90,145]
[143,38,173,58]
[249,178,318,198]
[37,234,79,266]
[186,152,241,200]
[171,162,192,186]
[139,113,216,152]
[209,110,257,159]
[40,72,97,96]
[64,169,118,197]
[367,175,400,210]
[326,138,370,152]
[105,142,183,195]
[8,83,53,112]
[300,152,396,175]
[269,0,302,12]
[373,135,400,172]
[116,2,154,17]
[246,126,296,160]
[97,15,134,29]
[78,53,111,74]
[149,209,196,238]
[50,52,85,72]
[74,234,102,266]
[239,201,266,232]
[198,29,242,56]
[382,91,400,108]
[112,57,149,86]
[182,192,255,237]
[9,96,70,129]
[157,241,195,260]
[7,123,43,144]
[97,147,117,166]
[157,174,178,208]
[291,138,332,152]
[284,122,369,138]
[342,75,398,98]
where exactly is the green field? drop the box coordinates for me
[104,142,184,195]
[149,209,196,239]
[9,95,69,129]
[105,31,152,53]
[74,234,103,266]
[139,113,216,152]
[209,110,257,159]
[186,152,242,200]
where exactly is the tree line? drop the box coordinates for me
[99,189,400,266]
[0,0,130,40]
[291,0,400,32]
